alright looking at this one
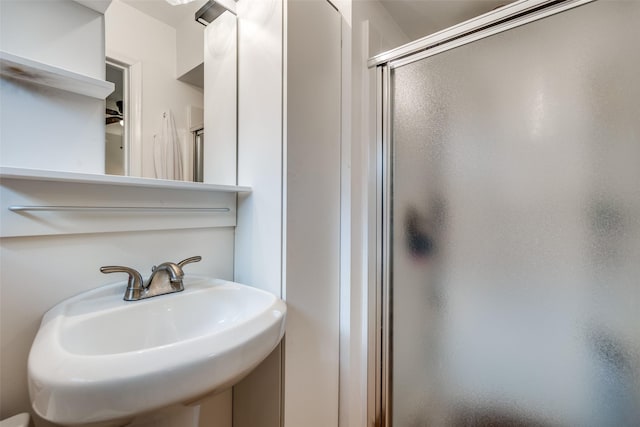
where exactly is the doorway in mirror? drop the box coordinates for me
[105,60,128,176]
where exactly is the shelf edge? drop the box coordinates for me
[0,167,252,193]
[0,50,114,99]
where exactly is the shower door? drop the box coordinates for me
[380,1,640,426]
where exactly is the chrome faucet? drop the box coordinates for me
[100,256,202,301]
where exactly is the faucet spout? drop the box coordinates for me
[146,262,185,296]
[101,256,202,301]
[152,262,184,283]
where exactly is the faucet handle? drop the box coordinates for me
[100,266,144,301]
[177,256,202,268]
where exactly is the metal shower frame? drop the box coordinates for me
[370,0,596,425]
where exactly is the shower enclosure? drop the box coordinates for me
[371,0,640,425]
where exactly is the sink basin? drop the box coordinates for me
[28,276,286,426]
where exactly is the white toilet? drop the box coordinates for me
[0,413,29,427]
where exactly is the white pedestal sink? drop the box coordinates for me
[28,276,286,426]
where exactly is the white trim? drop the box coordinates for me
[129,61,143,177]
[338,10,353,427]
[0,168,245,238]
[280,2,288,424]
[281,0,289,304]
[106,50,143,177]
[0,167,251,192]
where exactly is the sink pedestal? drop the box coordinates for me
[37,404,203,427]
[125,405,200,427]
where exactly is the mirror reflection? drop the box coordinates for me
[105,61,126,176]
[104,0,234,182]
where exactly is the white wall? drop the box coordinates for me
[176,9,205,79]
[233,0,284,423]
[284,1,342,426]
[235,0,283,299]
[0,0,103,78]
[0,0,105,174]
[341,2,409,426]
[0,226,235,424]
[105,0,203,180]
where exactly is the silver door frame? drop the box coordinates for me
[193,128,204,183]
[371,0,596,425]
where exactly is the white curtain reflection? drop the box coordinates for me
[153,110,184,180]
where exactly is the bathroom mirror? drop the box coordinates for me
[104,0,237,183]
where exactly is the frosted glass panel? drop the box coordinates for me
[390,2,640,426]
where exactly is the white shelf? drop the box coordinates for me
[0,51,114,99]
[0,167,252,193]
[1,167,250,237]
